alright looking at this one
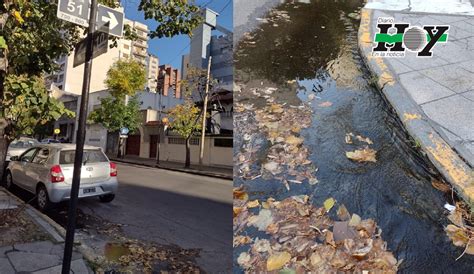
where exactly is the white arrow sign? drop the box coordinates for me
[102,11,119,30]
[97,4,124,37]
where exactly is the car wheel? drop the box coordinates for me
[5,171,14,190]
[99,194,115,203]
[37,185,53,211]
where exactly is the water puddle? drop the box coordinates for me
[234,0,474,272]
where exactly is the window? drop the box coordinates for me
[123,53,129,58]
[57,74,64,82]
[32,148,50,165]
[58,85,63,90]
[168,137,200,145]
[123,44,130,49]
[60,150,107,165]
[20,148,38,162]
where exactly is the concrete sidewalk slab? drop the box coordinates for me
[358,8,474,207]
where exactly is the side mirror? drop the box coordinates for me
[21,157,29,163]
[10,156,18,161]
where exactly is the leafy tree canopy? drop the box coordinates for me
[105,59,147,98]
[88,96,142,133]
[168,100,202,139]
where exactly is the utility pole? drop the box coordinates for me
[62,0,98,273]
[156,69,165,166]
[199,56,212,166]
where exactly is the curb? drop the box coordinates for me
[0,187,102,266]
[110,158,233,180]
[357,9,474,209]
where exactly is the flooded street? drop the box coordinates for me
[234,0,474,273]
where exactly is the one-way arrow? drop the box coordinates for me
[102,11,118,29]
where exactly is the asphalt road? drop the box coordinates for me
[77,163,233,273]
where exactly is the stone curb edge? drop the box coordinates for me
[110,158,233,180]
[0,187,103,267]
[357,9,474,209]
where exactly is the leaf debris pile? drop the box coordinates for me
[444,201,474,259]
[235,88,318,189]
[234,188,399,272]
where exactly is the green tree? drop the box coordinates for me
[168,100,202,168]
[105,59,147,98]
[89,59,146,157]
[0,0,202,176]
[88,97,142,133]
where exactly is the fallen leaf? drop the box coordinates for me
[318,101,333,107]
[237,252,252,269]
[250,209,273,231]
[333,221,357,243]
[233,235,252,247]
[431,179,451,193]
[325,231,336,247]
[447,210,464,228]
[264,161,280,174]
[355,135,373,145]
[337,205,351,221]
[349,214,361,227]
[233,207,243,218]
[346,148,377,163]
[267,252,291,271]
[254,238,271,253]
[247,200,260,208]
[445,224,469,247]
[285,136,304,146]
[234,187,249,201]
[403,113,421,122]
[324,198,336,212]
[345,133,353,144]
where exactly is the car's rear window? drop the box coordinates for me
[10,139,39,148]
[59,150,108,165]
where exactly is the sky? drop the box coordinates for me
[121,0,233,69]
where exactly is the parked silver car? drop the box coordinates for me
[5,144,118,211]
[6,137,40,162]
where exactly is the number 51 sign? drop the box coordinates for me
[57,0,90,27]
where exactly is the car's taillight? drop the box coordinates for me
[110,162,117,177]
[50,165,64,183]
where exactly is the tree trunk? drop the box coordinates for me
[185,136,191,168]
[0,119,10,182]
[117,137,123,159]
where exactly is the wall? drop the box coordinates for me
[160,135,232,167]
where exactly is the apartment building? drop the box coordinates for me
[183,8,233,134]
[146,54,159,91]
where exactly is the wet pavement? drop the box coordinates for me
[234,0,474,273]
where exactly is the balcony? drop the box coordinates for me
[133,40,148,49]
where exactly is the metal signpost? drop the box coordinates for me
[73,22,109,67]
[56,0,123,273]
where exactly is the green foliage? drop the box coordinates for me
[180,66,218,100]
[1,1,81,76]
[88,96,142,133]
[105,59,147,98]
[139,0,202,38]
[168,100,202,139]
[3,75,74,140]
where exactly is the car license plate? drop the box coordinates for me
[83,187,96,194]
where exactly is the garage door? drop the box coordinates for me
[126,135,141,156]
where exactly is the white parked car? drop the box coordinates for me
[5,144,118,211]
[6,137,40,162]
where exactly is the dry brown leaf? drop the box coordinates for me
[233,235,252,247]
[285,135,304,146]
[247,200,260,208]
[445,224,469,247]
[319,101,333,107]
[337,205,351,221]
[234,187,249,201]
[355,135,373,145]
[346,148,377,163]
[431,179,451,193]
[233,207,243,218]
[267,252,291,271]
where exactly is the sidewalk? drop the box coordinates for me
[358,8,474,206]
[109,155,233,180]
[0,188,93,273]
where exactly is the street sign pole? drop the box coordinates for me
[61,0,98,273]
